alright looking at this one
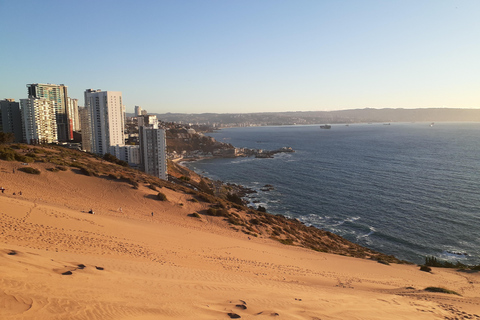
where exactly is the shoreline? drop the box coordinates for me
[1,145,480,319]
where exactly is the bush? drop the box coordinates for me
[257,206,266,212]
[157,192,167,201]
[148,184,158,191]
[424,287,460,295]
[227,216,243,226]
[56,166,67,171]
[0,148,18,161]
[103,153,129,167]
[80,167,93,176]
[180,176,191,181]
[198,179,214,195]
[18,167,40,174]
[0,132,15,144]
[191,212,201,218]
[226,193,243,205]
[15,155,34,163]
[108,173,118,179]
[420,265,432,272]
[424,256,467,269]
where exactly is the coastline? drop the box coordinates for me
[1,145,480,319]
[179,124,480,267]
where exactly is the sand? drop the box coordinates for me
[0,160,479,319]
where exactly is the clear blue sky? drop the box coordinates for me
[1,0,479,114]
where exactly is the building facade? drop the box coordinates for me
[84,89,125,155]
[20,97,58,144]
[0,99,23,142]
[67,97,80,132]
[27,83,72,141]
[134,105,142,117]
[109,145,141,167]
[78,106,92,152]
[139,124,168,180]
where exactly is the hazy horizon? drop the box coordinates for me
[1,1,479,114]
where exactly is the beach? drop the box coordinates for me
[1,159,479,319]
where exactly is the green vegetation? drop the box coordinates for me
[420,265,432,272]
[191,212,201,218]
[156,192,167,201]
[198,179,214,195]
[226,193,243,205]
[103,153,129,167]
[424,256,480,270]
[18,167,41,174]
[0,132,15,144]
[424,287,461,296]
[148,184,158,191]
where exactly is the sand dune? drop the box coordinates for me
[1,160,479,319]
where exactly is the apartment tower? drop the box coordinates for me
[134,105,142,117]
[0,99,23,142]
[27,83,72,141]
[20,98,58,144]
[84,89,125,155]
[139,121,168,180]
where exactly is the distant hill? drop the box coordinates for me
[128,108,480,126]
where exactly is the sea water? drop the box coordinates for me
[183,123,480,265]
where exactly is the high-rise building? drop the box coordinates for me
[141,109,148,116]
[20,98,58,144]
[139,123,168,180]
[0,99,23,142]
[27,83,72,141]
[138,114,158,128]
[84,89,125,155]
[134,105,142,117]
[78,106,92,152]
[67,97,80,132]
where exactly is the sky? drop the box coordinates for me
[1,0,479,114]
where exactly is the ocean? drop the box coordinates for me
[183,123,480,265]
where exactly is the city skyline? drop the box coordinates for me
[1,1,479,114]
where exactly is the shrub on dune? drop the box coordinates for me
[18,167,40,174]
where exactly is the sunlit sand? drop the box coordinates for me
[1,160,479,319]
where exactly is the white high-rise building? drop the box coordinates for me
[67,97,80,132]
[134,105,142,116]
[139,124,168,180]
[27,83,71,141]
[84,89,125,155]
[20,97,58,144]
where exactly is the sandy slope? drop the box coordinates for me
[0,160,479,319]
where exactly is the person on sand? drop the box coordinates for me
[0,187,4,194]
[151,212,154,217]
[12,168,15,174]
[88,209,95,214]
